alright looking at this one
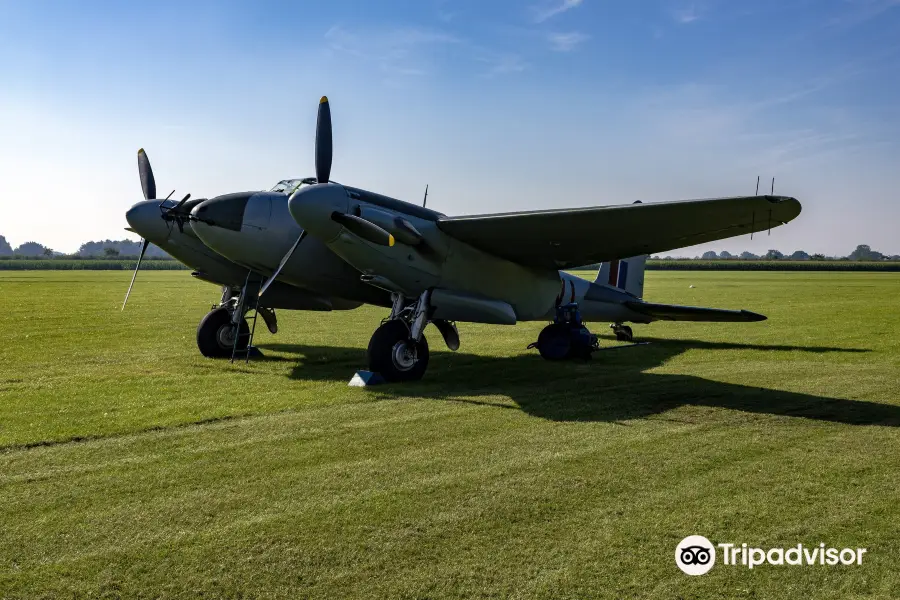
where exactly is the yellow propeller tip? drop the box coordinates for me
[388,235,395,247]
[320,96,329,104]
[138,148,145,154]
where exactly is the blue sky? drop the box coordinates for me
[1,0,898,256]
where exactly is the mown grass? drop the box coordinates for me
[1,271,898,599]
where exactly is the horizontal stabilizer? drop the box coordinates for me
[625,301,766,322]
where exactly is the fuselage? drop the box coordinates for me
[188,189,389,308]
[129,179,648,324]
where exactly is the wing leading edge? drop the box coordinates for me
[437,195,801,270]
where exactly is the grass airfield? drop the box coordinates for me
[1,270,899,599]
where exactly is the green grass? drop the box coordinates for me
[1,270,898,599]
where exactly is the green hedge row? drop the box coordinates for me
[645,260,900,271]
[0,260,190,271]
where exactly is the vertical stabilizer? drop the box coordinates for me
[595,255,647,298]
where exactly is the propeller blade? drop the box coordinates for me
[258,231,307,299]
[331,212,395,247]
[171,193,191,213]
[137,149,156,200]
[122,238,149,310]
[315,96,332,184]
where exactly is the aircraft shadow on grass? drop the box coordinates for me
[253,338,897,427]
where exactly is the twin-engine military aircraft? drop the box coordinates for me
[125,96,802,382]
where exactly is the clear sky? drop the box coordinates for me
[1,0,898,256]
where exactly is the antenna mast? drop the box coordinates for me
[423,184,429,208]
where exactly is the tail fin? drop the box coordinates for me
[595,255,647,298]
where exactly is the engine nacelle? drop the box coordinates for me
[357,206,425,247]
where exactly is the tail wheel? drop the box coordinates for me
[197,307,249,358]
[614,325,634,343]
[367,320,429,382]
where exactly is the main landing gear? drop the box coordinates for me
[196,283,277,359]
[367,291,459,382]
[197,306,250,358]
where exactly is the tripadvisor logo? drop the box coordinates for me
[675,535,716,575]
[675,536,867,575]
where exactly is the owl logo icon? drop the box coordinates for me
[675,535,716,575]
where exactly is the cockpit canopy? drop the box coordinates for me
[268,177,317,195]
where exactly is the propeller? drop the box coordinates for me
[316,96,332,184]
[165,193,194,233]
[258,96,334,297]
[122,149,160,311]
[331,212,394,246]
[138,148,198,232]
[264,95,394,296]
[137,148,156,200]
[122,238,149,310]
[125,149,194,309]
[315,98,395,247]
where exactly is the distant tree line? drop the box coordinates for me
[3,234,898,265]
[0,236,172,259]
[655,245,899,262]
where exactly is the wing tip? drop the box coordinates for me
[741,310,767,322]
[765,195,802,222]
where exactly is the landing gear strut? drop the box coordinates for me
[366,290,458,382]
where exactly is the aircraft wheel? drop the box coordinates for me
[615,325,634,343]
[197,307,249,358]
[367,320,429,382]
[536,323,572,360]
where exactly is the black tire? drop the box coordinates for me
[196,308,249,358]
[537,323,572,360]
[615,325,634,343]
[367,320,429,382]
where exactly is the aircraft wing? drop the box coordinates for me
[436,195,801,270]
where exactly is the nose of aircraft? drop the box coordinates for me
[287,183,349,242]
[125,199,170,244]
